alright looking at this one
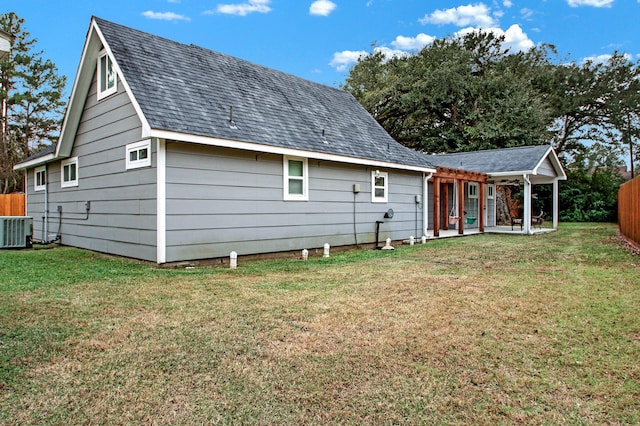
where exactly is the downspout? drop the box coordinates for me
[423,172,433,238]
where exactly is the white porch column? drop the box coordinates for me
[552,178,559,229]
[523,174,532,234]
[423,173,432,237]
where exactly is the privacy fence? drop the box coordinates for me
[0,193,26,216]
[619,176,640,248]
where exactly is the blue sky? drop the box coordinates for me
[2,0,639,97]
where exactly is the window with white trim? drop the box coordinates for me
[487,184,495,199]
[126,140,151,169]
[61,157,78,188]
[97,50,117,100]
[283,156,308,201]
[371,171,388,203]
[468,182,479,199]
[34,166,46,191]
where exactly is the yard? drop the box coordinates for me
[1,223,638,424]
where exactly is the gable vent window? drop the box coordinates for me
[34,166,46,192]
[97,50,117,100]
[61,157,79,188]
[283,156,308,201]
[126,140,152,169]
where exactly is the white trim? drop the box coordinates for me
[283,156,309,201]
[60,157,79,188]
[96,50,117,100]
[34,166,46,192]
[150,129,436,174]
[157,138,166,264]
[13,153,55,171]
[468,182,479,199]
[423,173,432,237]
[487,183,495,199]
[55,18,152,160]
[371,171,388,203]
[126,139,152,169]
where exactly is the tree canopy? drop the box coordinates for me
[342,30,640,163]
[342,30,640,221]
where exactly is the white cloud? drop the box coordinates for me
[419,4,497,28]
[567,0,614,7]
[390,33,436,51]
[214,0,271,16]
[310,0,337,16]
[329,50,367,71]
[503,0,513,7]
[141,11,190,21]
[582,53,632,65]
[455,24,534,52]
[520,8,534,20]
[329,46,412,72]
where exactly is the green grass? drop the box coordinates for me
[1,223,638,424]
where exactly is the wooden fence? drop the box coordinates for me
[0,193,26,216]
[619,176,640,248]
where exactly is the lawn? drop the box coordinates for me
[1,223,638,424]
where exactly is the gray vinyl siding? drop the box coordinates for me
[536,157,556,177]
[165,143,424,262]
[25,72,157,261]
[26,170,47,241]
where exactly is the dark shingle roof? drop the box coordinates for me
[428,145,553,174]
[95,17,433,170]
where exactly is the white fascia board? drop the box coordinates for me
[530,148,567,181]
[56,19,151,160]
[150,129,437,174]
[13,153,55,171]
[488,170,533,178]
[91,21,152,138]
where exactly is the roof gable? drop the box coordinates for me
[428,145,566,180]
[92,17,433,171]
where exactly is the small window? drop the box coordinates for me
[126,140,152,169]
[283,156,308,201]
[97,50,117,99]
[468,183,479,199]
[61,157,78,188]
[487,184,495,199]
[371,171,388,203]
[34,166,46,191]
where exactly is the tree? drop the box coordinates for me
[342,31,552,153]
[0,12,66,193]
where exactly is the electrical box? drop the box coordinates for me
[353,183,360,193]
[415,195,422,204]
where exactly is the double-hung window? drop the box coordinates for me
[34,166,46,191]
[371,171,388,203]
[126,140,151,169]
[61,157,78,188]
[97,50,117,99]
[283,156,308,201]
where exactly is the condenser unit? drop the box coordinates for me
[0,216,33,249]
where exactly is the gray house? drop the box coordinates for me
[14,18,566,263]
[15,17,438,263]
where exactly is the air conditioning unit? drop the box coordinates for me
[0,216,33,249]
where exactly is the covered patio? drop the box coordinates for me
[426,145,567,237]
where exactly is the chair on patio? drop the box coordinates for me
[532,211,544,229]
[511,215,523,231]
